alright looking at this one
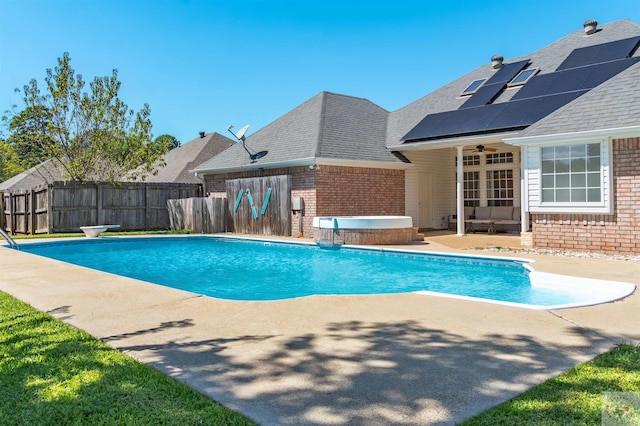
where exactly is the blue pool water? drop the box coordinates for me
[16,236,600,307]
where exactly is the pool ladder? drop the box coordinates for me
[0,227,19,250]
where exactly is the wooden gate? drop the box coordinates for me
[226,175,291,236]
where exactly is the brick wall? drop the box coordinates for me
[203,165,405,236]
[532,137,640,254]
[315,165,404,216]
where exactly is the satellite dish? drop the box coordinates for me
[235,125,249,142]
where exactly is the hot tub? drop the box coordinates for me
[312,216,418,245]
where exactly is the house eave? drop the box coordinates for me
[315,157,413,170]
[193,156,412,175]
[388,131,522,152]
[504,125,640,146]
[191,157,317,175]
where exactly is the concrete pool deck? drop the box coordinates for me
[1,233,639,425]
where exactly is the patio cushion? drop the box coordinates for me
[464,206,475,219]
[491,206,513,220]
[474,206,492,220]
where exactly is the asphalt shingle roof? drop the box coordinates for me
[142,132,233,183]
[0,159,64,191]
[193,91,402,173]
[387,19,640,147]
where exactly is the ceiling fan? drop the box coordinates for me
[472,144,497,153]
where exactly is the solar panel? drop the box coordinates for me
[400,37,640,144]
[556,36,640,71]
[460,60,529,108]
[513,56,640,100]
[401,92,585,142]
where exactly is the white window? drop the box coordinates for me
[486,152,514,164]
[464,171,480,206]
[460,79,487,96]
[508,68,539,87]
[531,140,612,213]
[541,143,601,203]
[486,169,514,206]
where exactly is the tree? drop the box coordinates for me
[6,104,53,169]
[0,140,24,182]
[14,52,171,183]
[155,134,180,150]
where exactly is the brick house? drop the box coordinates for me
[194,19,640,254]
[193,92,410,235]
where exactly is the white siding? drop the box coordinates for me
[404,149,456,229]
[405,167,419,226]
[524,146,541,208]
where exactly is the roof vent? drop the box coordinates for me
[199,131,205,138]
[491,54,504,69]
[584,19,598,35]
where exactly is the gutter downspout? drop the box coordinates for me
[456,145,465,236]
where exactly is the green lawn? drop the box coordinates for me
[0,291,255,425]
[462,343,640,425]
[1,290,638,425]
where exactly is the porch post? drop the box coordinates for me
[520,146,530,233]
[456,145,465,235]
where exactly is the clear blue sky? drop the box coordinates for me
[1,0,639,144]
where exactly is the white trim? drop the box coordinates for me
[315,157,413,170]
[192,157,315,174]
[194,156,412,175]
[504,125,640,146]
[389,131,521,152]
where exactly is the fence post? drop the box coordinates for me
[30,190,36,235]
[145,184,150,229]
[8,192,15,234]
[0,193,5,230]
[96,183,103,224]
[47,185,54,234]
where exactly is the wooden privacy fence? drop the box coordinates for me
[167,198,231,233]
[1,181,201,234]
[166,175,292,236]
[226,175,291,236]
[0,188,48,234]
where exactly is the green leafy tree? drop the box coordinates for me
[0,140,24,181]
[6,104,53,169]
[155,134,180,150]
[15,52,171,183]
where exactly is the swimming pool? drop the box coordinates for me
[14,236,635,309]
